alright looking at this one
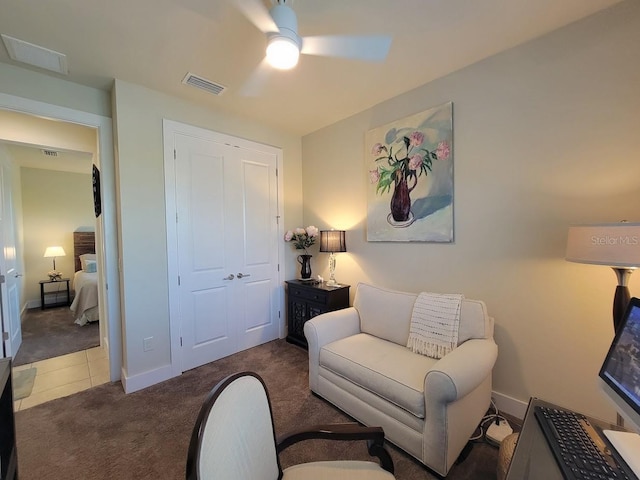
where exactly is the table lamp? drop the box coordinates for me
[566,222,640,333]
[44,245,66,281]
[319,230,346,287]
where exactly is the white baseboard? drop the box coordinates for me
[121,363,177,394]
[26,300,40,310]
[491,390,529,421]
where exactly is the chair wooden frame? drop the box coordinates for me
[186,371,394,479]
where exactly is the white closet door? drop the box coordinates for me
[174,132,279,371]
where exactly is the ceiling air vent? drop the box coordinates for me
[182,72,226,96]
[41,149,59,157]
[1,34,68,75]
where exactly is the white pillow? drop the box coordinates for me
[79,253,96,270]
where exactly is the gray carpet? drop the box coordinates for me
[13,307,99,366]
[15,339,499,479]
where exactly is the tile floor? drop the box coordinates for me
[13,346,110,411]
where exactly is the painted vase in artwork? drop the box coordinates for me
[390,171,417,223]
[297,254,312,279]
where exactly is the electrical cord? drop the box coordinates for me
[469,398,511,443]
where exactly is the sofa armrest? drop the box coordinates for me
[304,307,361,349]
[424,338,498,403]
[304,307,361,391]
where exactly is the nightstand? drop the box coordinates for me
[39,278,71,310]
[285,280,350,349]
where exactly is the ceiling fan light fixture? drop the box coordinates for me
[266,36,300,70]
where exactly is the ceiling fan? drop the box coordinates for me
[232,0,392,91]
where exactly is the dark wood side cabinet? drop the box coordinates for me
[39,278,71,310]
[285,280,350,349]
[0,358,18,480]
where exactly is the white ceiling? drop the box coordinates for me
[0,0,622,136]
[4,143,93,174]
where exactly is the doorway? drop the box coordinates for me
[0,92,121,387]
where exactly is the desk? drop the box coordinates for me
[506,398,627,479]
[0,358,18,480]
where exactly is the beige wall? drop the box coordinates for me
[0,62,110,118]
[112,80,303,379]
[301,1,640,422]
[20,167,94,306]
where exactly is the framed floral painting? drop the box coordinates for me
[366,102,453,242]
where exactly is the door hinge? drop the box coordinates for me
[275,168,278,177]
[0,275,5,283]
[2,331,8,341]
[278,311,281,319]
[178,275,181,286]
[174,149,176,159]
[180,336,183,346]
[277,264,280,272]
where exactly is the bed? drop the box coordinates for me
[70,232,99,326]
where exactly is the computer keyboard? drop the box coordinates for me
[534,405,635,480]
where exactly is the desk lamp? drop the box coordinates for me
[566,222,640,333]
[319,230,346,287]
[44,246,66,281]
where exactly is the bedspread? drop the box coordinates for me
[70,270,99,326]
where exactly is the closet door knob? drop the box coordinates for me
[237,273,251,278]
[223,274,235,281]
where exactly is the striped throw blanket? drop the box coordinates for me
[407,292,464,359]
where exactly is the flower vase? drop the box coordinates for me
[297,254,312,279]
[390,174,412,222]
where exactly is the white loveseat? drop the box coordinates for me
[303,283,498,476]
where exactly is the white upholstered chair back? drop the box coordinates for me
[187,373,280,480]
[353,283,493,347]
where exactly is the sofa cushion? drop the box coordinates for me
[320,333,437,418]
[353,283,416,346]
[459,299,491,343]
[353,283,492,347]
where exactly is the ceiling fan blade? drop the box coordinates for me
[301,35,392,62]
[231,0,279,33]
[239,58,273,96]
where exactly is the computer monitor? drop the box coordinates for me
[598,296,640,476]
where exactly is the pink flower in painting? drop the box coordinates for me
[368,120,450,200]
[371,143,386,155]
[436,141,450,160]
[408,155,422,171]
[284,230,293,241]
[409,131,424,147]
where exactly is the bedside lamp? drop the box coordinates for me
[566,222,640,333]
[319,230,346,287]
[44,246,66,281]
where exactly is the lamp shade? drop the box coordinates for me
[319,230,346,253]
[44,246,66,258]
[566,223,640,267]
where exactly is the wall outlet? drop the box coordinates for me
[143,336,154,352]
[486,418,513,445]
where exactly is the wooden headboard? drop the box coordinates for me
[73,231,95,271]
